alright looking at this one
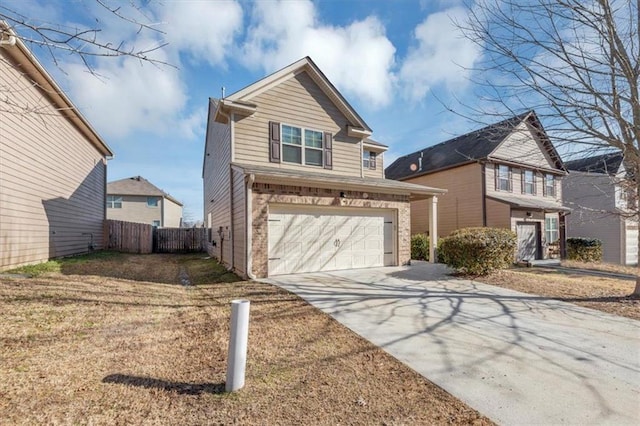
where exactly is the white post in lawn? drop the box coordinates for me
[226,299,250,392]
[428,196,438,263]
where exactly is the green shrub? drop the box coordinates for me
[439,227,517,275]
[411,234,429,260]
[567,238,603,262]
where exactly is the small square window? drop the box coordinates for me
[152,220,161,227]
[147,197,159,207]
[107,195,122,209]
[363,151,377,169]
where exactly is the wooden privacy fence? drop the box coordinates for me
[104,220,208,254]
[153,227,208,253]
[105,220,153,254]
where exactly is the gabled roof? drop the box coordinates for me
[0,21,113,157]
[218,56,372,136]
[385,111,565,181]
[564,152,624,175]
[107,176,183,206]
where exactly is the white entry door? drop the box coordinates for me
[268,206,395,275]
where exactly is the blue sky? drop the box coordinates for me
[5,0,490,221]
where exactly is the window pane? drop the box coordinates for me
[305,148,323,166]
[282,125,301,145]
[283,145,302,163]
[305,130,323,148]
[147,197,158,207]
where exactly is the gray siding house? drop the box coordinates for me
[0,23,113,271]
[203,57,446,278]
[563,152,638,265]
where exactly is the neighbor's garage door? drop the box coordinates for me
[625,225,638,265]
[268,206,395,275]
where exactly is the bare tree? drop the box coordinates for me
[457,0,639,294]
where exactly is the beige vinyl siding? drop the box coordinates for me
[405,163,484,237]
[163,198,183,227]
[486,163,564,205]
[107,195,162,225]
[231,168,246,275]
[234,71,362,176]
[563,171,624,264]
[491,121,556,169]
[1,50,107,270]
[203,106,233,267]
[485,198,512,229]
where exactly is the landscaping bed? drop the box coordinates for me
[1,253,491,425]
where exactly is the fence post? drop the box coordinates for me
[226,299,250,392]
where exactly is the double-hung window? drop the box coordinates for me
[523,170,535,195]
[363,150,377,169]
[106,195,122,209]
[281,124,324,167]
[545,217,559,243]
[544,174,555,197]
[496,164,512,191]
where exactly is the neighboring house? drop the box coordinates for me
[563,152,638,265]
[203,56,445,278]
[107,176,183,227]
[0,23,114,271]
[386,111,569,262]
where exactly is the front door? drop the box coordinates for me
[516,222,539,261]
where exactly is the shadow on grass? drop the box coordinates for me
[103,373,226,395]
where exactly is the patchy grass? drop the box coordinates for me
[481,267,639,320]
[0,254,491,425]
[562,260,638,276]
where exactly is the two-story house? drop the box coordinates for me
[386,111,569,262]
[1,22,113,271]
[563,152,638,265]
[202,57,446,278]
[107,176,183,227]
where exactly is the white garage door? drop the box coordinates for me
[625,225,638,265]
[268,206,395,275]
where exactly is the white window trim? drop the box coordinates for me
[545,217,559,243]
[281,123,324,167]
[522,170,536,195]
[496,164,512,192]
[363,150,376,169]
[107,195,122,209]
[147,197,159,208]
[544,174,556,197]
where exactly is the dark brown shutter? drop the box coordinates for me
[324,132,333,169]
[269,121,281,163]
[370,152,377,170]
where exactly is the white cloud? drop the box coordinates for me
[157,0,243,66]
[65,43,188,138]
[399,7,482,101]
[242,0,396,108]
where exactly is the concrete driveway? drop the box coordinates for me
[263,262,640,425]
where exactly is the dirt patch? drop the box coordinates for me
[0,254,491,425]
[481,267,639,320]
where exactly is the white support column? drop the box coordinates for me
[428,196,438,263]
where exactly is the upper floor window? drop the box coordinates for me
[522,170,536,195]
[496,164,512,191]
[281,124,324,167]
[544,174,556,197]
[363,150,377,169]
[147,197,159,207]
[106,195,122,209]
[545,217,559,243]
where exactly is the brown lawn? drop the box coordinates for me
[0,253,491,425]
[480,265,639,321]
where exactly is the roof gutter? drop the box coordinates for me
[0,21,114,158]
[347,125,372,139]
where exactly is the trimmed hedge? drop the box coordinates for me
[567,237,603,262]
[439,227,517,275]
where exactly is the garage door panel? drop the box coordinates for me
[268,207,395,275]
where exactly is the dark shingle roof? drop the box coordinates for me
[107,176,183,206]
[385,112,531,180]
[564,152,624,175]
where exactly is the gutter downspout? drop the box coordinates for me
[245,173,256,280]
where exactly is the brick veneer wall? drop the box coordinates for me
[250,183,412,278]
